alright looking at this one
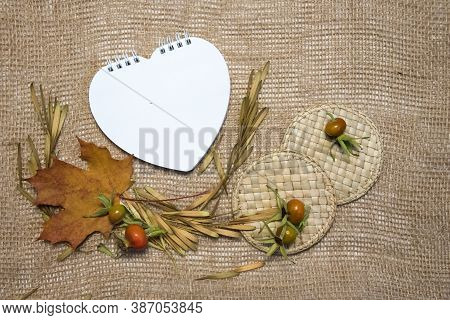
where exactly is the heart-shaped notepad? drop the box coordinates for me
[89,36,230,172]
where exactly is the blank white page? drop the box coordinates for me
[89,36,230,172]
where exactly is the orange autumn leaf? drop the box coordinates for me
[27,138,133,249]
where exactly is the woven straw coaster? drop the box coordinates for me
[282,105,383,205]
[232,151,336,255]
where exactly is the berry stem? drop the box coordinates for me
[326,112,336,120]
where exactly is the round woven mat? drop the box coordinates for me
[232,151,336,255]
[281,105,383,205]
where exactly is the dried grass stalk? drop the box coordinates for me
[57,246,74,261]
[27,135,41,175]
[232,261,265,273]
[181,219,219,238]
[229,207,279,223]
[20,287,39,300]
[133,187,178,212]
[197,134,223,174]
[161,211,210,218]
[185,190,215,210]
[30,83,68,167]
[197,149,214,173]
[213,150,226,183]
[196,260,265,280]
[220,224,257,231]
[211,228,241,238]
[196,271,240,280]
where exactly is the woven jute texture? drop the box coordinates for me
[1,0,449,299]
[282,105,383,205]
[232,151,336,254]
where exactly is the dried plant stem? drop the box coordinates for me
[196,261,265,280]
[120,190,209,203]
[195,61,270,210]
[19,287,39,300]
[29,83,68,168]
[57,246,74,261]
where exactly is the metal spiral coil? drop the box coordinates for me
[107,50,140,72]
[158,31,191,55]
[106,32,191,72]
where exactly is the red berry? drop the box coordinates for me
[125,224,148,250]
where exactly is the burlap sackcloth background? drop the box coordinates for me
[1,0,448,299]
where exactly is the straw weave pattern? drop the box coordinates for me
[232,151,336,254]
[282,105,383,204]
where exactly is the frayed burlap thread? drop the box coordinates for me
[282,105,383,205]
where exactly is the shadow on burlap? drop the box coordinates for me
[0,0,448,299]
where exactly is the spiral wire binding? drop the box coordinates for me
[107,50,141,72]
[159,31,191,55]
[106,32,191,72]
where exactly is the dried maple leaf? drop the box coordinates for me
[28,138,133,249]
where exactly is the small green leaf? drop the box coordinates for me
[266,211,282,224]
[97,243,117,259]
[266,243,279,256]
[276,197,284,211]
[263,221,276,238]
[280,223,287,239]
[337,136,351,156]
[286,220,299,234]
[281,214,288,226]
[122,214,146,227]
[334,134,370,159]
[347,137,361,150]
[84,207,108,218]
[267,185,286,211]
[340,136,361,156]
[97,194,112,208]
[297,205,310,231]
[259,238,276,244]
[146,229,166,237]
[280,245,288,258]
